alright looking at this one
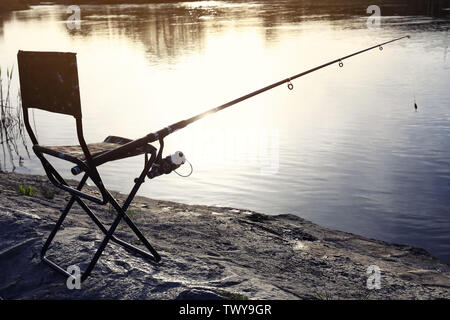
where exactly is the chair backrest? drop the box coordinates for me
[17,50,108,201]
[17,50,82,119]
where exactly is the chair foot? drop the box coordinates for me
[42,255,71,278]
[111,235,161,263]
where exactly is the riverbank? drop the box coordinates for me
[0,0,180,14]
[1,1,449,17]
[0,172,449,299]
[0,0,184,14]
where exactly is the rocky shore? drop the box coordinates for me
[0,172,449,299]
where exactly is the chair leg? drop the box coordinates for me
[41,196,78,278]
[80,199,124,281]
[41,173,89,278]
[41,151,162,282]
[111,213,161,262]
[80,195,162,282]
[41,174,161,282]
[73,193,160,262]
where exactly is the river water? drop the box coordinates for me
[0,1,449,262]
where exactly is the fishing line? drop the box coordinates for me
[444,28,449,69]
[409,52,419,111]
[32,108,39,140]
[174,159,193,178]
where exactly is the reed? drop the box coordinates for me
[0,66,29,172]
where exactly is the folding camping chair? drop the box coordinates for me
[17,50,162,282]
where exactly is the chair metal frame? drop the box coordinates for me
[17,50,161,282]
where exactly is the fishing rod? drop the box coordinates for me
[72,35,410,175]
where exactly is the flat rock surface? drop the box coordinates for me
[0,172,449,299]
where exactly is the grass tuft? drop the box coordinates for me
[126,209,139,219]
[217,290,249,300]
[18,184,37,196]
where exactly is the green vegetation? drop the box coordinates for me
[126,208,138,219]
[0,66,29,172]
[18,184,37,196]
[218,290,249,300]
[18,184,57,198]
[312,289,333,300]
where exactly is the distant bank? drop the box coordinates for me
[0,0,181,13]
[1,0,450,17]
[0,0,29,13]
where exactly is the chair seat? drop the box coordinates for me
[41,136,154,161]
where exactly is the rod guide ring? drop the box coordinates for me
[287,78,293,90]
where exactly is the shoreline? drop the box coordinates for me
[0,0,190,14]
[0,171,449,299]
[2,1,448,16]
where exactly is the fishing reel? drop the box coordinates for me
[147,151,191,179]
